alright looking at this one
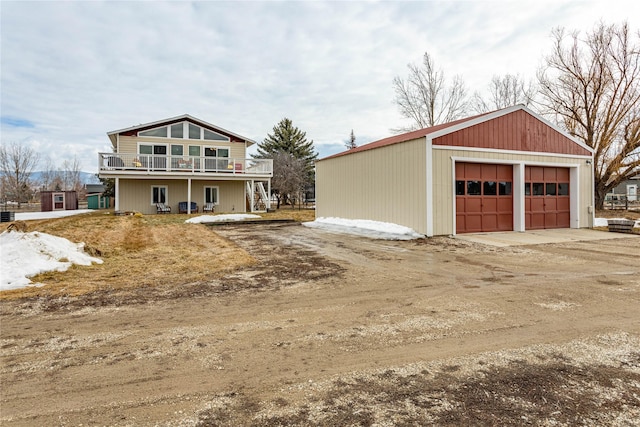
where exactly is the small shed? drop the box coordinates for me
[40,191,78,212]
[87,194,111,209]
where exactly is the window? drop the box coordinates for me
[204,186,219,204]
[558,183,569,196]
[189,145,200,156]
[546,183,557,196]
[170,124,183,138]
[139,127,167,137]
[151,186,168,204]
[204,147,230,157]
[204,129,227,141]
[467,181,481,195]
[456,180,465,196]
[483,181,497,196]
[137,121,231,141]
[189,123,201,139]
[524,183,531,196]
[532,183,545,196]
[499,182,512,196]
[139,144,153,155]
[171,145,183,156]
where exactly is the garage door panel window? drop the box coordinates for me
[533,183,545,196]
[546,183,557,196]
[483,181,497,196]
[456,180,465,196]
[467,181,481,195]
[499,182,512,195]
[558,183,569,196]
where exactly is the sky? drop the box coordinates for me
[1,1,638,175]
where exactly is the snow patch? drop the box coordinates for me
[15,209,94,221]
[594,217,640,228]
[0,230,103,291]
[303,217,424,240]
[185,214,262,224]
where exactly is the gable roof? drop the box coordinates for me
[107,114,256,146]
[319,105,593,161]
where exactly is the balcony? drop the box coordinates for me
[98,153,273,178]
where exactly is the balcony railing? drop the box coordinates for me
[99,153,272,176]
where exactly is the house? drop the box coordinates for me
[610,174,639,202]
[99,115,272,214]
[316,105,594,237]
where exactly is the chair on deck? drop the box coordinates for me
[179,201,198,214]
[203,202,215,213]
[156,203,171,214]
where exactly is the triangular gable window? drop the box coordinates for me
[139,127,168,137]
[139,121,230,141]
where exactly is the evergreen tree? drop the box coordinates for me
[255,118,317,179]
[255,118,317,206]
[345,129,357,149]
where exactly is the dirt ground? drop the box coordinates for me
[1,222,640,426]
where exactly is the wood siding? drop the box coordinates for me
[316,138,427,234]
[433,110,591,156]
[118,179,246,214]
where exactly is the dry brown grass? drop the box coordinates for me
[0,211,257,301]
[259,206,316,223]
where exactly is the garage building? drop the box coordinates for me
[316,105,594,236]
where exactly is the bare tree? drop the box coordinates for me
[471,74,537,113]
[0,142,40,207]
[393,52,468,132]
[62,157,83,191]
[39,157,60,191]
[270,151,307,209]
[537,22,640,208]
[345,129,357,149]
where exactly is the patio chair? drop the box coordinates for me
[179,201,198,214]
[203,202,215,213]
[156,203,171,214]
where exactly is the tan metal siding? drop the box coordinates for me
[316,138,427,234]
[118,179,247,214]
[431,148,592,235]
[117,135,246,159]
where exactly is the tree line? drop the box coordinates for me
[393,22,639,209]
[0,142,86,207]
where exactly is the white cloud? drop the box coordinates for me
[1,1,637,171]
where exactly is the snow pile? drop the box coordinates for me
[15,209,93,221]
[594,217,640,228]
[0,230,103,291]
[303,217,424,240]
[186,214,261,224]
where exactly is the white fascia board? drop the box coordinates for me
[425,136,434,237]
[433,144,592,160]
[426,104,594,155]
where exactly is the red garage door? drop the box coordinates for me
[525,166,570,229]
[456,163,513,233]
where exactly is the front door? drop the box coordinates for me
[53,193,65,210]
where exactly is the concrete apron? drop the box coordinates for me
[454,228,639,247]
